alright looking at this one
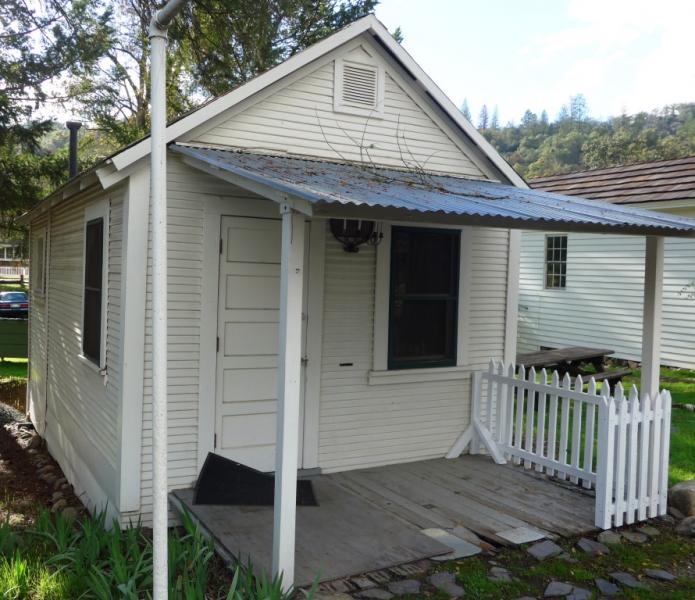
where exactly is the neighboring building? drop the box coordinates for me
[0,238,28,280]
[0,240,23,263]
[18,14,695,541]
[519,156,695,368]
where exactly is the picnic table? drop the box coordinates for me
[517,346,615,377]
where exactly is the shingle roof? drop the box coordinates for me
[172,144,695,236]
[530,156,695,205]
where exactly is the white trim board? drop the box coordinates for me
[118,167,150,512]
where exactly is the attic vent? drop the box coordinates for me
[342,64,377,107]
[334,59,384,117]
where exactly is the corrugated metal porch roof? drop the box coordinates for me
[172,144,695,236]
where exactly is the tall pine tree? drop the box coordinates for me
[478,104,489,129]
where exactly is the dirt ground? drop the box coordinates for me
[0,402,84,526]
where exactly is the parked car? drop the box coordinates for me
[0,291,28,318]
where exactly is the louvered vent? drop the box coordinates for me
[342,63,378,108]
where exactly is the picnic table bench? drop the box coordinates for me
[517,346,630,385]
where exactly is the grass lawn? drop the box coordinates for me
[445,524,695,600]
[0,282,27,293]
[0,358,28,381]
[621,367,695,486]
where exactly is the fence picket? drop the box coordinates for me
[470,361,672,530]
[595,394,616,529]
[637,394,651,521]
[485,360,495,441]
[650,393,663,518]
[534,369,548,472]
[614,384,628,527]
[569,375,584,484]
[523,367,537,469]
[504,363,515,456]
[546,370,560,477]
[625,386,640,524]
[496,361,506,444]
[558,373,572,480]
[658,391,672,515]
[513,365,526,465]
[582,378,597,489]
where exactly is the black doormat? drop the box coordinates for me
[193,453,318,506]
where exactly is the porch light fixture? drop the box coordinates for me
[329,219,383,252]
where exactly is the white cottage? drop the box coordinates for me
[519,157,695,368]
[19,15,695,587]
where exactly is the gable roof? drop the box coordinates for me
[102,14,525,188]
[530,156,695,205]
[172,144,695,237]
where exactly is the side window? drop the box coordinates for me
[545,235,567,289]
[388,227,460,369]
[82,202,108,367]
[32,231,46,294]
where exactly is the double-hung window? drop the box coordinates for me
[388,226,460,369]
[82,202,108,368]
[32,231,46,295]
[545,235,567,289]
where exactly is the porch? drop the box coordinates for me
[171,454,596,587]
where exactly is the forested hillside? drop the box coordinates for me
[465,96,695,179]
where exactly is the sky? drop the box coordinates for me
[375,0,695,125]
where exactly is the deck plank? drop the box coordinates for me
[432,458,595,534]
[172,478,449,586]
[172,455,597,585]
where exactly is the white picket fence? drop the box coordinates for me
[470,361,672,529]
[0,266,28,279]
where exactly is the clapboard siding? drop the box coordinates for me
[193,43,485,179]
[317,226,509,472]
[26,188,125,514]
[27,215,48,430]
[135,157,279,523]
[137,158,206,522]
[518,229,695,368]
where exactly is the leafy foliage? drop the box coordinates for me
[479,96,695,178]
[0,508,310,599]
[1,0,379,222]
[0,0,111,223]
[67,0,378,148]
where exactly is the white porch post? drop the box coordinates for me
[641,236,664,398]
[272,205,306,588]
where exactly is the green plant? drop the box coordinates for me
[224,562,299,600]
[0,552,32,599]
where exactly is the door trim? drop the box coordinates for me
[196,198,280,472]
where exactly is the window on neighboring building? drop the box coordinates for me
[83,217,104,365]
[388,226,460,369]
[545,235,567,289]
[33,233,46,294]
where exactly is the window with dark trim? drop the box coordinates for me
[83,218,104,364]
[388,226,460,370]
[545,235,567,289]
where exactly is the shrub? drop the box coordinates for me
[0,508,312,599]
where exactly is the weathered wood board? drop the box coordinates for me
[172,477,449,586]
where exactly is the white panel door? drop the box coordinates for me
[215,216,306,471]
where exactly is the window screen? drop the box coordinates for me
[83,218,104,364]
[33,235,45,293]
[545,235,567,289]
[388,227,460,369]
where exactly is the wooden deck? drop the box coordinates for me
[171,455,596,586]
